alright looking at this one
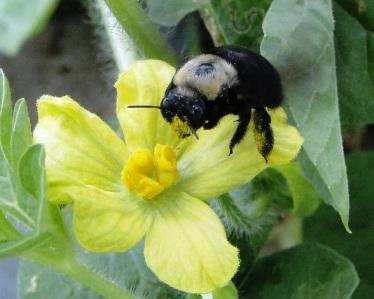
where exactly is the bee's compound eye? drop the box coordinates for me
[195,63,215,77]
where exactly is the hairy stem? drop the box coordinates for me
[95,0,139,71]
[27,248,137,299]
[104,0,177,65]
[63,258,137,299]
[199,3,226,46]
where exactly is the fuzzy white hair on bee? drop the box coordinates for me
[173,54,238,100]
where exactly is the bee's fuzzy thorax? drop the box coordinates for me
[173,54,238,100]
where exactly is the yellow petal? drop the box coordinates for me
[267,108,303,164]
[73,187,151,252]
[144,192,239,293]
[175,107,303,200]
[115,60,180,151]
[34,96,128,204]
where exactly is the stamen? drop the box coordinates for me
[121,144,178,200]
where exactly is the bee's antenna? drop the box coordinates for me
[127,105,161,109]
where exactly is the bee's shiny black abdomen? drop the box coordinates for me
[208,45,282,109]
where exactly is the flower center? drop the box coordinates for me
[121,144,178,200]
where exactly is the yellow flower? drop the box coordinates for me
[34,60,303,294]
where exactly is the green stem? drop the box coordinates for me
[199,2,227,46]
[104,0,177,65]
[96,0,139,71]
[63,258,137,299]
[22,210,136,299]
[27,249,137,299]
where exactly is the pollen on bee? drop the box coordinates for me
[171,116,192,138]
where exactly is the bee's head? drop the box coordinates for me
[161,88,206,138]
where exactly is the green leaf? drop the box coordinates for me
[0,72,39,228]
[304,152,374,299]
[207,0,272,50]
[146,0,206,27]
[0,145,51,258]
[334,3,374,130]
[0,69,55,258]
[19,242,182,299]
[188,282,238,299]
[0,69,12,159]
[11,99,33,168]
[0,227,6,242]
[368,32,374,80]
[261,0,350,231]
[335,0,374,31]
[0,70,34,228]
[0,211,20,241]
[0,0,59,56]
[276,162,321,217]
[239,243,359,299]
[19,144,45,203]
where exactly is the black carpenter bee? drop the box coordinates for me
[128,45,282,161]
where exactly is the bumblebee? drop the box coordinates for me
[129,45,282,161]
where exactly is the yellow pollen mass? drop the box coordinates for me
[171,116,191,138]
[121,144,178,200]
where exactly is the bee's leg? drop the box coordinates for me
[229,110,251,155]
[203,101,226,129]
[253,107,274,162]
[203,115,220,129]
